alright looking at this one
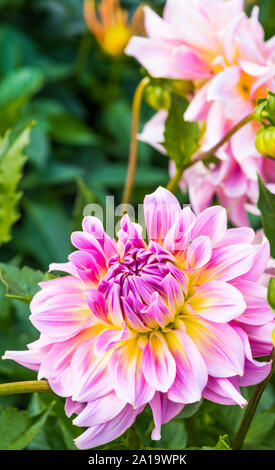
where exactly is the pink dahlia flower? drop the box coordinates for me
[126,0,275,226]
[4,188,274,448]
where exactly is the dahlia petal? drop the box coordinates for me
[164,206,196,254]
[74,404,144,450]
[30,294,92,340]
[65,398,85,418]
[126,37,185,79]
[73,391,126,427]
[166,330,208,404]
[174,45,211,79]
[241,322,275,357]
[118,214,146,249]
[85,289,109,324]
[239,359,272,386]
[141,292,174,328]
[187,235,212,269]
[142,333,176,392]
[191,206,227,246]
[184,83,211,122]
[203,376,247,407]
[231,280,274,325]
[189,281,246,323]
[207,66,250,120]
[3,348,49,372]
[150,392,184,441]
[82,216,117,259]
[185,318,244,377]
[144,187,181,244]
[71,338,112,402]
[215,227,255,248]
[94,324,131,357]
[109,340,154,408]
[239,237,270,282]
[199,244,257,283]
[160,273,185,313]
[69,251,100,286]
[106,283,124,327]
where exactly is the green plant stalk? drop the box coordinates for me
[166,113,254,194]
[122,76,150,205]
[232,347,275,450]
[184,415,200,448]
[0,380,53,396]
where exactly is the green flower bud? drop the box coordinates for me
[267,92,275,125]
[144,84,171,110]
[255,126,275,158]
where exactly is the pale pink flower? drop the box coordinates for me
[126,0,275,225]
[4,188,274,448]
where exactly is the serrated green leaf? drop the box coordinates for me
[162,95,200,167]
[0,123,33,245]
[257,175,275,257]
[0,263,52,303]
[202,435,231,450]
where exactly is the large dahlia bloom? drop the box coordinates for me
[126,0,275,226]
[4,188,275,448]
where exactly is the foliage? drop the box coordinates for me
[257,175,275,257]
[0,0,274,452]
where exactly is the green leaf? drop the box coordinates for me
[173,400,203,420]
[0,67,44,131]
[257,175,275,257]
[162,95,200,167]
[244,412,275,446]
[72,177,98,231]
[268,277,275,311]
[8,403,55,450]
[0,404,54,450]
[0,123,32,245]
[48,113,98,146]
[0,263,52,303]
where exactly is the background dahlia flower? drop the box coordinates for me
[4,188,275,449]
[126,0,275,226]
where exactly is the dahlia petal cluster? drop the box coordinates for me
[4,188,274,449]
[126,0,275,226]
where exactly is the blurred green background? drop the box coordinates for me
[0,0,274,450]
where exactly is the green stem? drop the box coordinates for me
[0,380,53,396]
[166,165,184,194]
[122,77,150,205]
[184,415,200,448]
[232,348,275,450]
[166,113,254,194]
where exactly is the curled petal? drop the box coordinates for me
[150,392,184,441]
[75,404,144,449]
[203,376,247,407]
[73,391,126,427]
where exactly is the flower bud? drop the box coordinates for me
[144,84,171,110]
[255,126,275,158]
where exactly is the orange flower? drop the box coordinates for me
[84,0,144,57]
